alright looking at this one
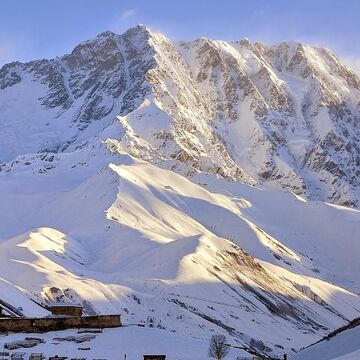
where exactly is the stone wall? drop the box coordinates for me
[0,315,121,333]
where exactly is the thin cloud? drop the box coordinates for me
[343,58,360,76]
[121,9,136,20]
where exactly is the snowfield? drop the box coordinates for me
[0,326,247,360]
[292,323,360,360]
[1,145,360,357]
[1,25,360,358]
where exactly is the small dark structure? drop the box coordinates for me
[143,356,166,360]
[10,353,25,360]
[48,303,83,317]
[29,354,44,360]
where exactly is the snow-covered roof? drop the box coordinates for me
[49,302,82,308]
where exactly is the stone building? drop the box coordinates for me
[48,302,83,317]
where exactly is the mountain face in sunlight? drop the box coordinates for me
[0,26,360,358]
[1,25,360,206]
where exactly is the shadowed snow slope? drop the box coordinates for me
[292,323,360,360]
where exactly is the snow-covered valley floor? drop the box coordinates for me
[0,326,247,360]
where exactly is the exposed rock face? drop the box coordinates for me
[1,25,360,206]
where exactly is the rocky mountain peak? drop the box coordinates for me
[0,26,360,206]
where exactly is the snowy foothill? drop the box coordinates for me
[1,146,360,357]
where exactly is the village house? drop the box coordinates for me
[48,302,83,317]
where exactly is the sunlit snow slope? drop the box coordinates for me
[0,141,360,357]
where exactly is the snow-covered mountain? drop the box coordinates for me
[1,25,360,206]
[1,25,360,358]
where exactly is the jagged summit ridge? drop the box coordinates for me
[0,25,360,206]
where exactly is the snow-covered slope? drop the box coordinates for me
[293,320,360,360]
[1,25,360,358]
[1,139,360,357]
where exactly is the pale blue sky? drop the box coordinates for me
[0,0,359,69]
